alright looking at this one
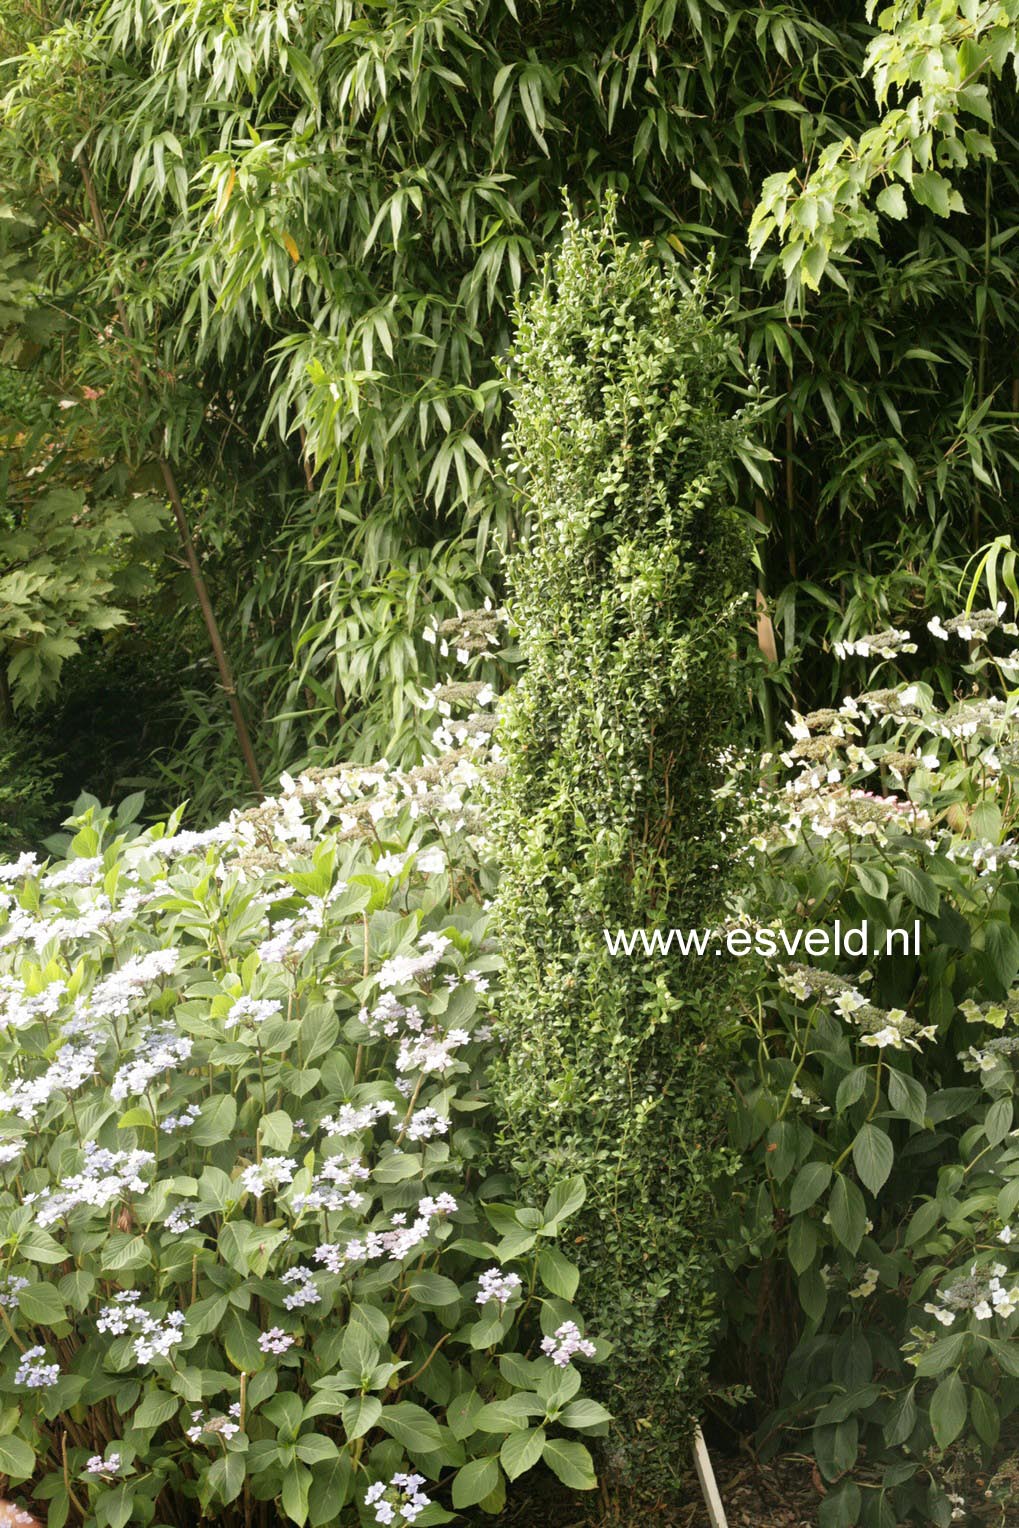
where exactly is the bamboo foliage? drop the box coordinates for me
[2,0,1019,803]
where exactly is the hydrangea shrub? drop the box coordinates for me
[725,605,1019,1526]
[0,649,608,1528]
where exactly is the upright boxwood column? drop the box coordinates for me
[492,209,752,1463]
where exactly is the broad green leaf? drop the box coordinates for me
[452,1455,501,1509]
[190,1095,237,1147]
[541,1175,586,1230]
[0,1434,34,1480]
[377,1401,443,1453]
[500,1426,546,1481]
[828,1175,867,1253]
[558,1399,612,1430]
[970,1386,999,1448]
[930,1371,967,1449]
[340,1395,382,1442]
[537,1247,579,1300]
[984,921,1019,992]
[789,1161,831,1214]
[16,1282,66,1326]
[852,1123,893,1196]
[887,1070,927,1127]
[542,1437,596,1490]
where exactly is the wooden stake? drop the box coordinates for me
[692,1424,729,1528]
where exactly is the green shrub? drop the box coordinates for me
[490,207,755,1468]
[0,729,56,855]
[0,654,609,1528]
[724,608,1019,1526]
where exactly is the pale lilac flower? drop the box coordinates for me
[15,1346,60,1387]
[160,1105,200,1134]
[365,1473,432,1526]
[258,1327,295,1355]
[163,1206,198,1235]
[0,1276,29,1309]
[281,1266,320,1309]
[85,1452,122,1476]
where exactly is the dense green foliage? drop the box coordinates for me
[490,213,750,1464]
[6,0,1019,1518]
[723,613,1019,1524]
[5,0,1019,814]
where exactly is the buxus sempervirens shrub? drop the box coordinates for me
[490,209,755,1468]
[0,624,608,1528]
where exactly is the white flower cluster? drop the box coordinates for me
[833,626,917,660]
[924,1261,1019,1327]
[365,1473,432,1526]
[238,1156,297,1198]
[87,949,178,1019]
[377,932,451,991]
[0,852,38,883]
[28,1143,154,1227]
[111,1028,193,1102]
[360,992,425,1041]
[0,975,66,1031]
[396,1027,470,1077]
[541,1320,596,1367]
[225,996,283,1030]
[848,1266,879,1300]
[404,1107,449,1142]
[777,966,936,1053]
[315,1193,458,1272]
[256,920,317,964]
[186,1405,241,1444]
[928,603,1018,643]
[0,1042,98,1123]
[96,1292,186,1364]
[281,1266,320,1310]
[85,1453,123,1477]
[164,1205,198,1234]
[291,1155,369,1214]
[0,1276,29,1309]
[476,1268,522,1308]
[320,1101,398,1137]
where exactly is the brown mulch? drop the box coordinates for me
[496,1451,822,1527]
[493,1448,1019,1526]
